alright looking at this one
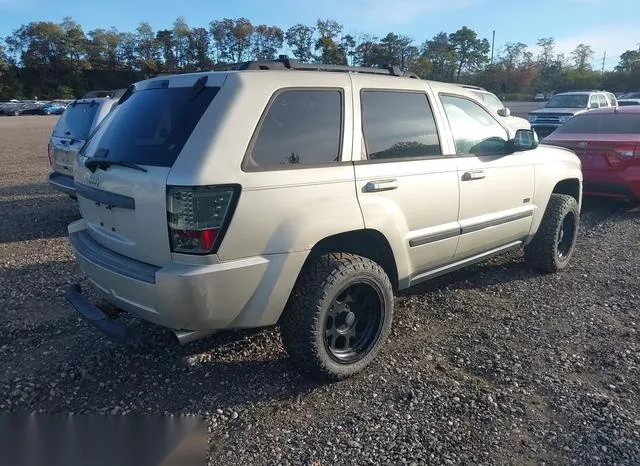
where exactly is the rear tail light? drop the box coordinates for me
[167,185,240,255]
[47,142,53,166]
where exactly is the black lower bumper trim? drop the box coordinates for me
[65,284,130,342]
[583,181,636,199]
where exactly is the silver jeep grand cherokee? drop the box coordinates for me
[66,58,582,380]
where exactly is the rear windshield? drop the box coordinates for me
[53,102,100,140]
[81,86,219,167]
[553,113,640,134]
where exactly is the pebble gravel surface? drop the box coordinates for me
[0,116,639,465]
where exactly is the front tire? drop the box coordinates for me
[525,193,579,273]
[280,253,394,381]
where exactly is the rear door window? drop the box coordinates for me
[53,102,99,140]
[81,86,219,167]
[597,95,608,107]
[245,89,343,169]
[361,90,441,160]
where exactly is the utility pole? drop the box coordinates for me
[490,30,495,64]
[601,51,606,75]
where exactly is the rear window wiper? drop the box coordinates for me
[85,158,148,173]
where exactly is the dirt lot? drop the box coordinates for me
[1,116,639,465]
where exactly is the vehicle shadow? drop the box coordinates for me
[0,182,57,198]
[0,184,79,243]
[400,197,638,299]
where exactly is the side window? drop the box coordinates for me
[440,94,509,155]
[598,94,608,107]
[361,90,441,160]
[246,89,342,169]
[589,95,599,108]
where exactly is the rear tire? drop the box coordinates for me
[525,194,579,273]
[280,253,394,381]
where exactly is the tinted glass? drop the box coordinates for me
[81,87,218,167]
[472,91,503,112]
[246,90,342,168]
[554,113,640,134]
[597,95,608,107]
[619,101,640,106]
[361,91,441,160]
[53,103,99,140]
[441,95,508,155]
[546,94,588,108]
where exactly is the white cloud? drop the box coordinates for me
[531,26,638,69]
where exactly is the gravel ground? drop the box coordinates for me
[1,116,639,465]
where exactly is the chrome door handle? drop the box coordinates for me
[365,179,398,192]
[462,170,486,181]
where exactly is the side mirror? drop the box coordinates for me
[508,129,539,152]
[497,107,511,117]
[589,102,599,109]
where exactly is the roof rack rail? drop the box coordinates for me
[459,84,486,91]
[213,56,420,79]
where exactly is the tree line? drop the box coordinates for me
[0,16,639,100]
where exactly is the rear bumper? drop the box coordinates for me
[67,220,307,334]
[48,171,76,196]
[583,168,640,200]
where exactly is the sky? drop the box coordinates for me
[1,0,639,70]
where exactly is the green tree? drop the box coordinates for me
[448,26,490,81]
[315,19,346,64]
[571,43,594,71]
[379,33,417,70]
[285,24,315,62]
[172,17,191,70]
[501,42,529,70]
[339,34,357,65]
[209,18,253,63]
[186,27,212,71]
[616,49,640,72]
[156,29,176,71]
[117,32,137,71]
[87,28,121,70]
[353,35,383,67]
[536,37,556,67]
[422,32,457,81]
[135,22,160,75]
[252,25,284,60]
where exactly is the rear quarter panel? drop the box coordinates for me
[167,71,364,260]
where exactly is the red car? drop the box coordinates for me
[544,106,640,200]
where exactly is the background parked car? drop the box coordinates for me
[40,101,67,115]
[460,85,531,133]
[617,92,640,107]
[528,90,617,138]
[544,106,640,201]
[0,102,23,116]
[48,97,119,196]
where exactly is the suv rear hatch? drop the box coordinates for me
[50,101,103,176]
[74,76,221,267]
